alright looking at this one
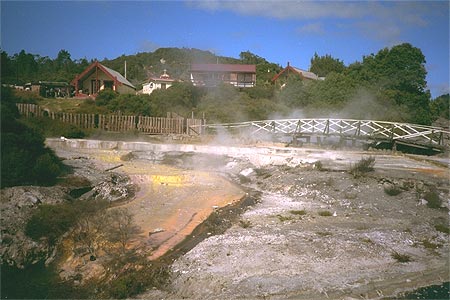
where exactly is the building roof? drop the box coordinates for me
[71,61,135,89]
[101,64,135,88]
[190,63,256,73]
[146,70,176,83]
[271,63,322,82]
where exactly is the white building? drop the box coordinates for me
[142,70,176,95]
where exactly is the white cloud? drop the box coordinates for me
[189,1,369,19]
[188,0,441,44]
[297,22,325,35]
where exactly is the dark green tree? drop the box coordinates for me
[1,87,63,187]
[347,43,431,124]
[309,53,345,77]
[430,93,449,122]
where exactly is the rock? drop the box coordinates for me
[239,168,254,177]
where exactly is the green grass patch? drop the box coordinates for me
[434,224,450,234]
[424,189,442,209]
[318,210,333,217]
[289,210,307,216]
[276,214,294,222]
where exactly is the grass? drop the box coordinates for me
[289,210,307,216]
[384,184,403,196]
[313,161,324,171]
[391,251,412,263]
[349,156,375,178]
[276,214,294,222]
[421,239,441,250]
[424,189,442,209]
[318,210,333,217]
[239,219,252,228]
[434,224,450,234]
[316,231,333,237]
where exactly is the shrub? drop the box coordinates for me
[435,224,450,234]
[421,239,441,249]
[318,210,333,217]
[391,251,412,263]
[25,200,109,245]
[290,210,307,215]
[1,94,65,187]
[25,203,78,245]
[384,184,403,196]
[276,214,294,222]
[32,153,62,186]
[105,260,170,299]
[424,189,441,208]
[349,156,375,177]
[239,219,252,228]
[314,161,324,171]
[22,117,86,138]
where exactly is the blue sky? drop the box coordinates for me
[1,0,449,98]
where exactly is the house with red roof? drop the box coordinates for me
[271,62,323,88]
[142,69,176,95]
[190,63,256,88]
[71,61,135,97]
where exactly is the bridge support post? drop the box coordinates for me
[392,141,397,152]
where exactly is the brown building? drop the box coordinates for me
[190,63,256,88]
[271,62,323,88]
[71,61,135,97]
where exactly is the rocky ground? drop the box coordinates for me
[2,138,449,299]
[134,144,449,300]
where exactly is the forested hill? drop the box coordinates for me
[0,47,281,88]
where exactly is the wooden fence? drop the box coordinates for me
[16,103,204,135]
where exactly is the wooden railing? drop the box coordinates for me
[207,118,450,149]
[16,103,204,135]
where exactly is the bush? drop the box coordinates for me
[22,117,86,138]
[424,189,441,208]
[25,203,78,244]
[25,200,109,245]
[391,251,412,263]
[384,184,403,196]
[349,156,375,178]
[105,260,170,299]
[318,210,333,217]
[32,153,62,185]
[435,224,449,234]
[95,89,118,106]
[290,210,307,215]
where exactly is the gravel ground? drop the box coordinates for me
[46,139,449,300]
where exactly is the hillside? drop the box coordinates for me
[1,48,281,89]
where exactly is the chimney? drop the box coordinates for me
[124,60,127,79]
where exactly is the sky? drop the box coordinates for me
[1,0,449,98]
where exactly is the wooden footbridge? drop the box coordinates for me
[205,118,450,153]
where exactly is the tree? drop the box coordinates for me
[346,43,431,124]
[309,53,345,77]
[1,87,64,187]
[430,93,449,122]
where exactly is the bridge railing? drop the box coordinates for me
[206,118,450,148]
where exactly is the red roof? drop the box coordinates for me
[190,63,256,73]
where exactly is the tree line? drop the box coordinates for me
[3,44,448,127]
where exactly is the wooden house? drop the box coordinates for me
[271,62,323,88]
[71,61,135,97]
[190,63,256,88]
